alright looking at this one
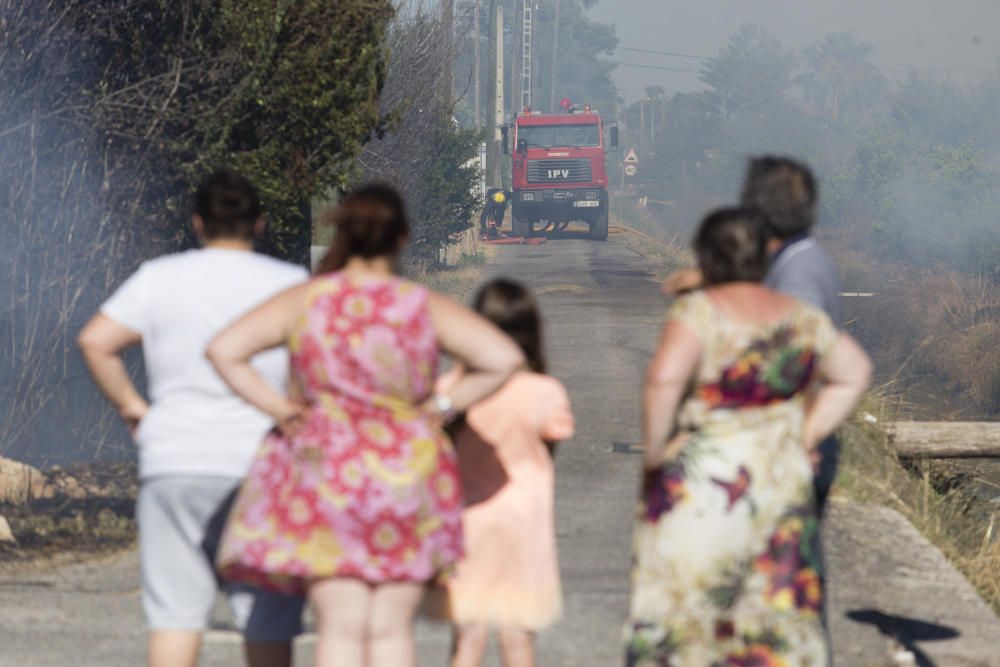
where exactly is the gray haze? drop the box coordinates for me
[592,0,1000,102]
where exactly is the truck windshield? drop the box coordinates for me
[517,123,600,148]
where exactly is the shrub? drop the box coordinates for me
[1,0,393,463]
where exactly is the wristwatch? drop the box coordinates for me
[432,393,457,422]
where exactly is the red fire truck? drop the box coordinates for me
[503,102,618,240]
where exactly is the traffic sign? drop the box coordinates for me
[624,147,639,164]
[624,164,638,177]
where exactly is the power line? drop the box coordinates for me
[610,61,702,75]
[615,46,712,61]
[615,44,992,76]
[873,64,994,74]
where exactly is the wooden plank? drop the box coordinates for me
[891,421,1000,458]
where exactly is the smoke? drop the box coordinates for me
[592,0,1000,102]
[0,3,166,468]
[583,2,1000,409]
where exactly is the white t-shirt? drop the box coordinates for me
[101,248,308,479]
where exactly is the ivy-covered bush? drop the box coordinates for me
[0,0,393,463]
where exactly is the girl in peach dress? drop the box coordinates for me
[442,279,575,667]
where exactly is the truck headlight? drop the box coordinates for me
[522,192,535,201]
[585,191,598,200]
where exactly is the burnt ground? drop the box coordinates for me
[0,463,136,563]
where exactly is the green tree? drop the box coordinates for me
[891,73,1000,151]
[646,92,723,195]
[408,120,484,259]
[797,32,888,123]
[532,0,618,115]
[699,23,795,121]
[0,0,393,463]
[93,0,394,262]
[356,4,482,264]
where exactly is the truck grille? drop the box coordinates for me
[526,159,592,183]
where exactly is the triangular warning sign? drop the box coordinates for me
[624,148,639,163]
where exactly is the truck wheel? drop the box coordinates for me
[512,214,532,238]
[590,207,609,241]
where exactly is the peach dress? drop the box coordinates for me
[441,370,574,630]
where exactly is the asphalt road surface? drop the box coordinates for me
[2,231,998,666]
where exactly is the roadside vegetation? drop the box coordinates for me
[610,199,692,280]
[622,23,1000,416]
[355,1,483,265]
[0,462,137,566]
[2,0,395,464]
[837,395,1000,612]
[833,243,1000,415]
[3,0,492,466]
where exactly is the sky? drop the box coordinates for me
[589,0,1000,103]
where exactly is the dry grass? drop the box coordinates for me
[618,225,692,280]
[408,261,486,302]
[914,273,1000,411]
[830,236,1000,414]
[609,205,693,281]
[0,463,137,565]
[837,392,1000,612]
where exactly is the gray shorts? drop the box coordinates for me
[137,476,305,641]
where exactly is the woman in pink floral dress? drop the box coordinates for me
[207,184,524,667]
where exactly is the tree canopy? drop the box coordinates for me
[628,24,1000,280]
[1,0,394,464]
[699,23,796,121]
[797,32,888,123]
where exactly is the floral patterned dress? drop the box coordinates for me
[217,273,463,594]
[625,291,838,667]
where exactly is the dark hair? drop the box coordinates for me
[740,156,817,239]
[473,279,545,374]
[694,207,770,286]
[193,171,263,240]
[318,183,409,273]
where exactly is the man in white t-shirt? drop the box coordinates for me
[78,172,308,667]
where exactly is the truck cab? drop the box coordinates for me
[505,106,616,240]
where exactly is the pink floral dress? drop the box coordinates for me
[217,273,463,594]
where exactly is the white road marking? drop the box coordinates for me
[203,630,317,645]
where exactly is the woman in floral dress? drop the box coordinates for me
[206,184,524,667]
[625,208,871,666]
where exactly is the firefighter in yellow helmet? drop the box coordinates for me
[480,188,511,238]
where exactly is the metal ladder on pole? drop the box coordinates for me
[521,0,532,111]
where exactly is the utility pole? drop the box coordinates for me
[492,2,505,188]
[520,0,533,111]
[618,109,626,193]
[639,99,645,156]
[511,1,521,112]
[650,97,655,144]
[445,0,456,104]
[548,0,561,112]
[474,0,481,128]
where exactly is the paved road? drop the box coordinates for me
[2,231,998,666]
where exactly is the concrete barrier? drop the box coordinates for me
[891,422,1000,458]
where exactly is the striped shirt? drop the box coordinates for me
[765,235,842,326]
